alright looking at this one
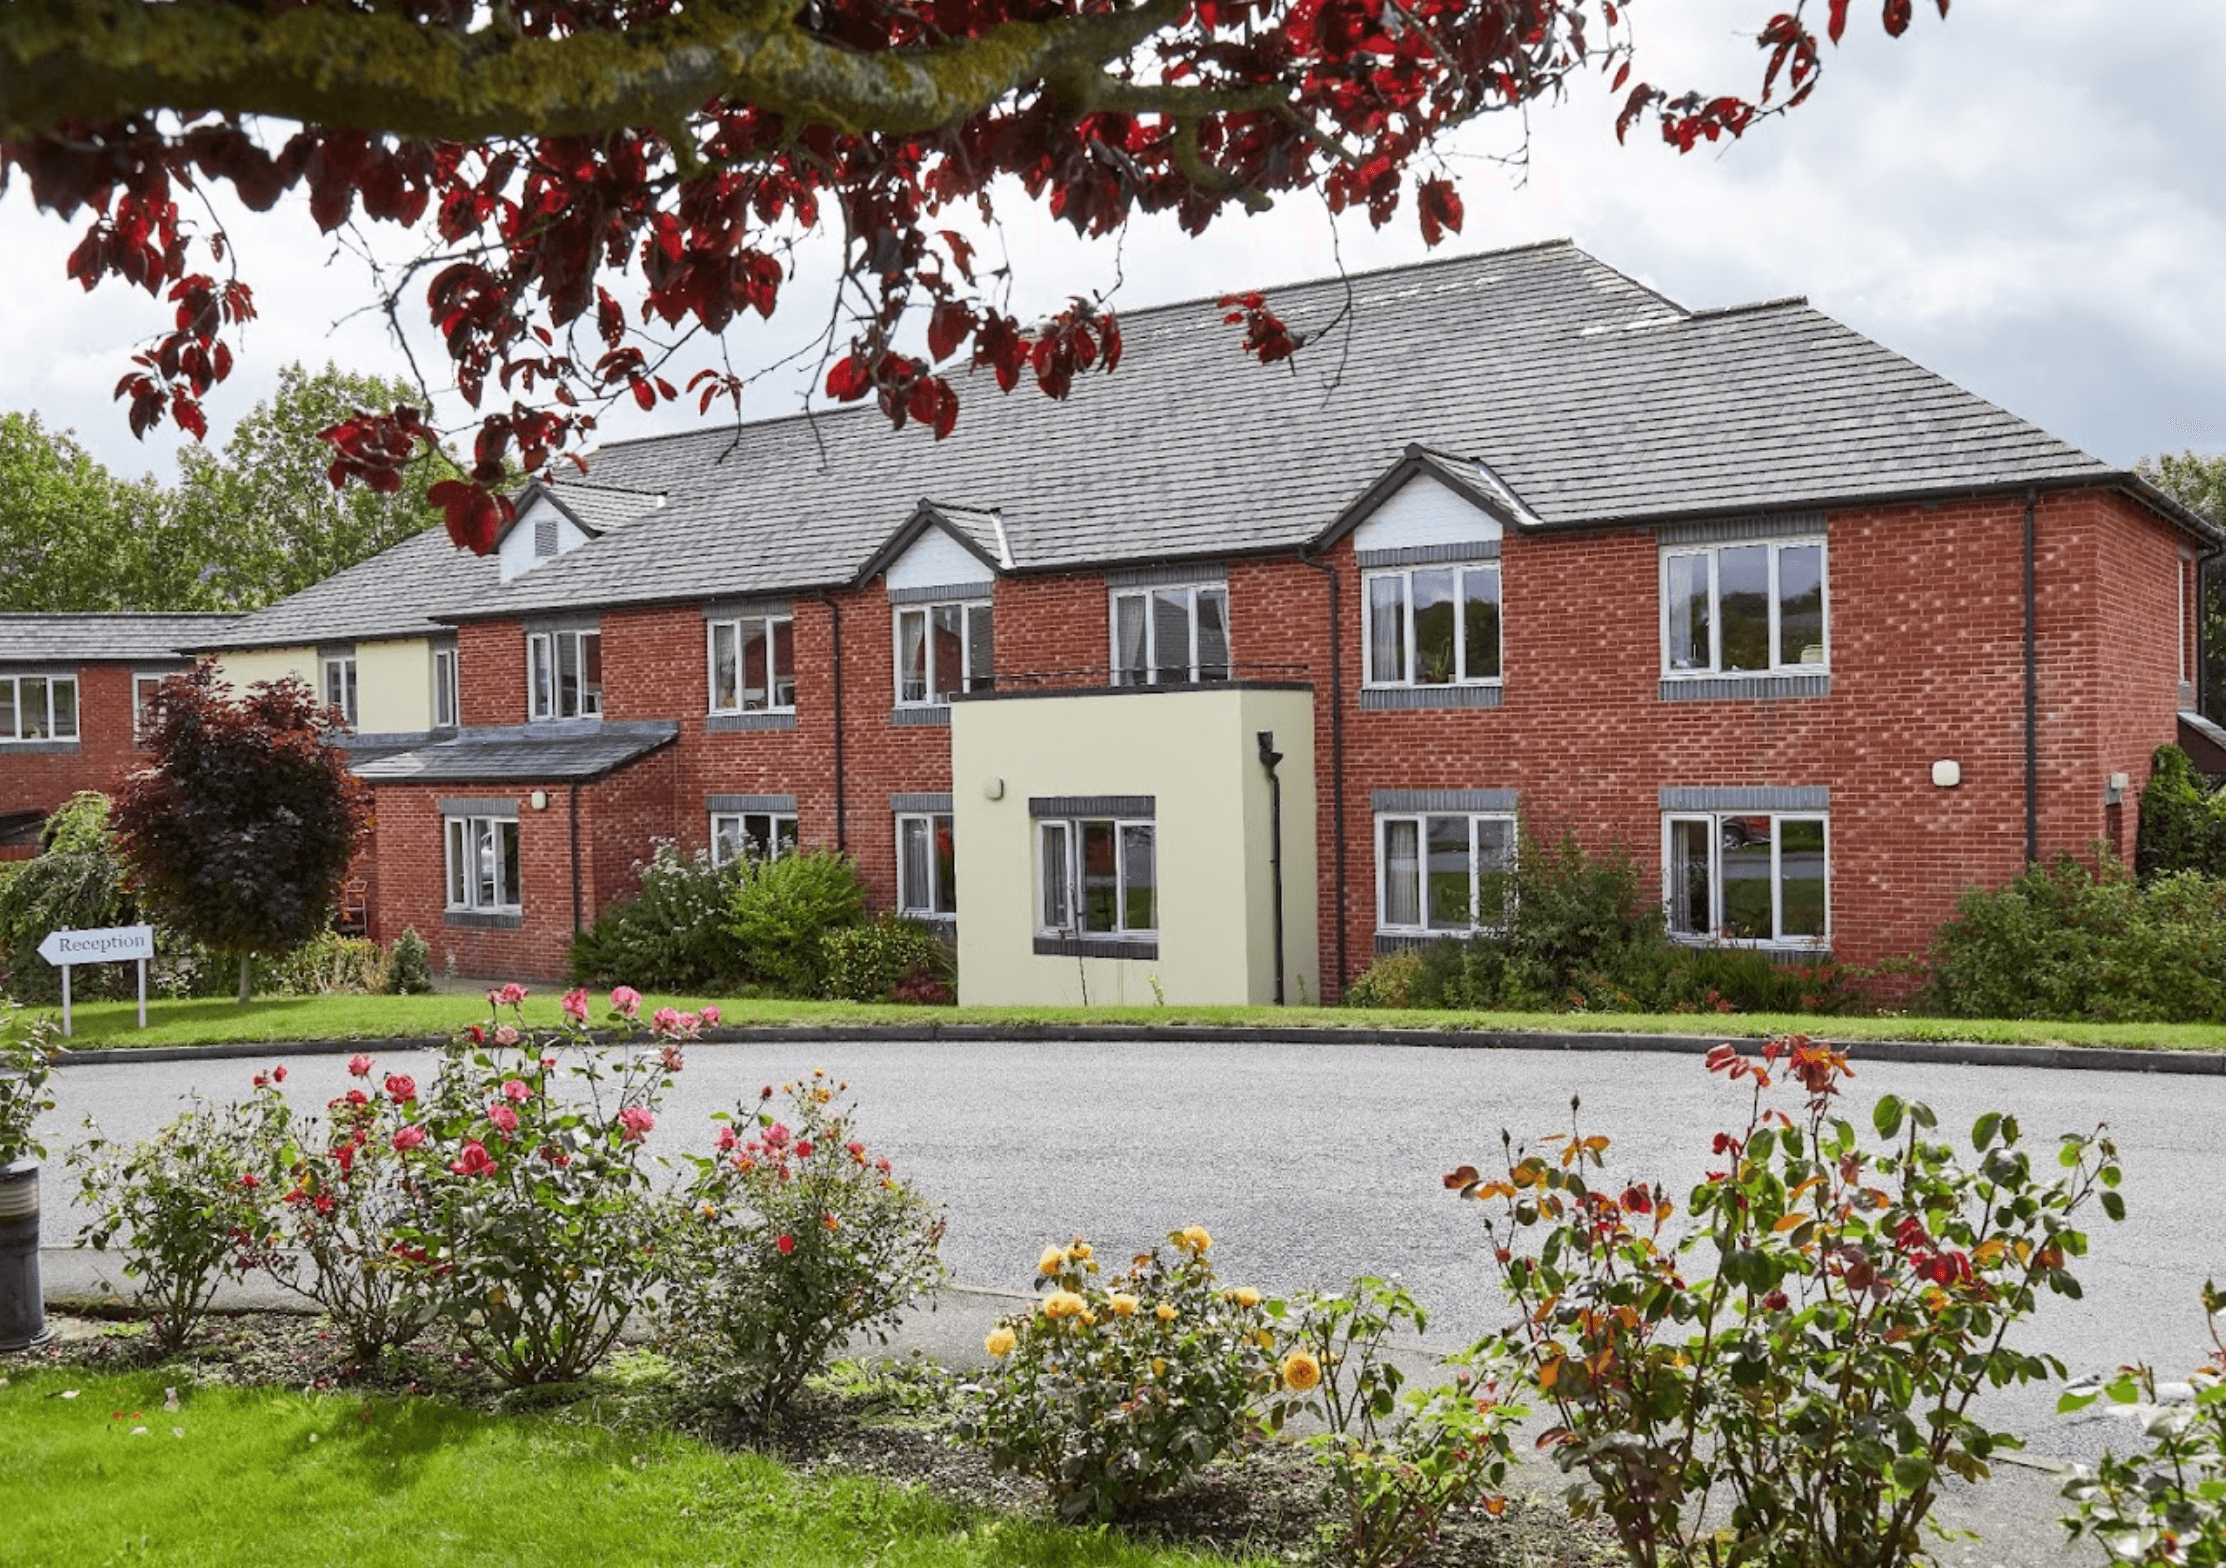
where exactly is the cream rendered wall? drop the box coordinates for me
[355,639,433,733]
[214,646,316,694]
[950,685,1316,1006]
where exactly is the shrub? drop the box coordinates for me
[661,1073,947,1422]
[961,1227,1276,1521]
[1923,854,2226,1022]
[1453,1035,2124,1568]
[73,1094,279,1352]
[2136,743,2226,881]
[1262,1279,1522,1568]
[239,1054,438,1362]
[726,847,869,997]
[396,985,686,1385]
[0,792,137,1004]
[388,927,435,995]
[1343,949,1424,1009]
[2059,1281,2226,1566]
[1490,832,1663,1008]
[0,1002,59,1164]
[822,915,954,1004]
[254,932,389,995]
[567,841,746,990]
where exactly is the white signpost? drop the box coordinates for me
[37,925,155,1037]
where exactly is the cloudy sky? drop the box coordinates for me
[2,0,2221,483]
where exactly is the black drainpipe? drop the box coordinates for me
[568,783,583,933]
[818,591,849,852]
[1256,730,1286,1006]
[1298,551,1348,994]
[2023,487,2040,866]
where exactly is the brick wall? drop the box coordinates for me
[458,622,525,728]
[0,663,162,819]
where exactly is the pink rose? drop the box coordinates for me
[344,1089,369,1107]
[385,1074,417,1104]
[701,1006,722,1027]
[347,1054,373,1078]
[492,1024,520,1048]
[610,986,642,1018]
[617,1106,655,1143]
[391,1125,426,1152]
[651,1006,681,1035]
[487,1103,519,1135]
[493,982,529,1007]
[658,1044,686,1073]
[715,1126,739,1152]
[449,1141,497,1178]
[561,988,590,1024]
[272,1065,288,1084]
[501,1078,532,1105]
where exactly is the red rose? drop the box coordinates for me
[776,1234,796,1255]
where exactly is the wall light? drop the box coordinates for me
[529,790,549,811]
[1930,760,1961,789]
[982,777,1005,801]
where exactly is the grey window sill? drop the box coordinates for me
[1033,934,1157,960]
[1359,685,1503,711]
[891,706,952,727]
[0,739,81,753]
[705,711,798,733]
[1659,673,1830,702]
[444,909,523,930]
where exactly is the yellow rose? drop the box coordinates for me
[1231,1286,1261,1308]
[1155,1302,1178,1322]
[1280,1350,1323,1392]
[1043,1290,1087,1320]
[1253,1329,1276,1351]
[1109,1293,1139,1317]
[985,1327,1017,1358]
[1038,1245,1067,1276]
[1068,1241,1093,1261]
[1177,1225,1212,1254]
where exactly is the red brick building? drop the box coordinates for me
[24,242,2214,997]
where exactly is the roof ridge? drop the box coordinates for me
[1690,295,1810,319]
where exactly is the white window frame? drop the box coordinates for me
[1036,816,1156,939]
[432,646,459,729]
[706,613,797,715]
[0,673,79,743]
[1662,811,1830,949]
[132,672,169,746]
[1374,812,1518,935]
[1659,535,1829,679]
[1109,582,1231,686]
[896,812,957,918]
[2180,551,2194,689]
[322,653,358,729]
[528,628,603,720]
[893,599,993,707]
[1361,563,1503,689]
[444,814,521,912]
[709,810,797,867]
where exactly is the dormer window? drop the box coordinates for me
[896,600,992,705]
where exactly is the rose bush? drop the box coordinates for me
[660,1071,947,1422]
[961,1227,1277,1521]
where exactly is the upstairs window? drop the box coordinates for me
[0,674,77,743]
[432,646,459,728]
[710,810,797,867]
[322,653,358,728]
[896,601,992,705]
[1663,539,1826,677]
[133,674,169,746]
[897,812,957,918]
[1665,812,1828,947]
[1364,565,1501,687]
[529,628,602,720]
[444,814,520,912]
[1377,812,1515,934]
[1038,817,1156,939]
[709,613,796,714]
[1112,584,1229,685]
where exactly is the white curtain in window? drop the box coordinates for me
[1114,594,1147,684]
[1383,819,1421,926]
[898,610,927,702]
[899,816,931,912]
[1368,578,1405,682]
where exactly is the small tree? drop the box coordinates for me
[111,664,370,1002]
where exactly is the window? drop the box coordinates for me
[433,646,459,728]
[1664,813,1828,946]
[444,815,521,912]
[1111,584,1229,685]
[1662,539,1826,677]
[528,628,602,719]
[1377,813,1516,933]
[0,674,79,743]
[896,813,957,917]
[1363,565,1501,687]
[133,674,168,746]
[1037,817,1155,938]
[708,613,796,714]
[322,654,358,728]
[895,601,992,705]
[710,811,798,867]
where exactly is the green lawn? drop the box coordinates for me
[26,990,2226,1053]
[0,1367,1246,1568]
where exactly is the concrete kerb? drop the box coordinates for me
[52,1022,2226,1075]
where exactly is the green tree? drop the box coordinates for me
[169,362,452,608]
[110,665,370,1003]
[2139,450,2226,725]
[0,412,171,610]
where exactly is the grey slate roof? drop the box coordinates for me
[0,613,243,663]
[349,720,679,784]
[199,526,501,649]
[415,239,2167,622]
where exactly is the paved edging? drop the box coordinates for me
[53,1022,2226,1075]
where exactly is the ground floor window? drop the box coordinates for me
[1664,812,1827,945]
[897,813,956,917]
[445,815,520,912]
[711,810,798,867]
[1038,817,1155,938]
[1377,813,1516,934]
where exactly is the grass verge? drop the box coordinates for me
[27,990,2226,1053]
[0,1366,1247,1568]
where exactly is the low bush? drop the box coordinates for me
[567,841,747,990]
[1453,1035,2125,1568]
[962,1227,1276,1521]
[2136,742,2226,881]
[254,932,389,995]
[1924,854,2226,1022]
[822,915,954,1003]
[1342,949,1424,1009]
[388,926,435,994]
[662,1073,948,1422]
[726,847,869,997]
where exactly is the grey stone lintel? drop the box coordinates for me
[703,597,793,622]
[888,582,992,605]
[437,796,519,817]
[1106,562,1227,590]
[891,793,954,813]
[1659,786,1830,813]
[708,793,797,814]
[1656,513,1827,546]
[1371,789,1518,814]
[1355,541,1501,568]
[1029,795,1155,819]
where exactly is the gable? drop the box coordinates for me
[1348,472,1503,556]
[499,495,591,583]
[884,523,993,592]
